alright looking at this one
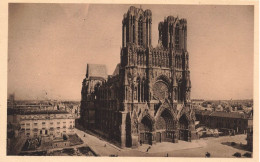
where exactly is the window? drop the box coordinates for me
[175,24,179,49]
[138,17,143,46]
[42,122,45,124]
[26,123,30,126]
[57,122,60,124]
[50,122,53,125]
[34,123,37,126]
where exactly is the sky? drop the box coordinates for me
[8,4,254,100]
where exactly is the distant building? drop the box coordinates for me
[17,110,75,138]
[192,99,204,110]
[69,105,80,119]
[195,110,251,134]
[247,110,253,151]
[215,105,223,111]
[195,110,212,126]
[7,93,15,109]
[192,99,204,106]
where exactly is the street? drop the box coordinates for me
[74,128,252,157]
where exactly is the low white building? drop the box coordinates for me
[19,110,75,138]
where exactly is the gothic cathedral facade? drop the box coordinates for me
[80,6,197,148]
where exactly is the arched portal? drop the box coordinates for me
[139,116,153,145]
[179,114,189,141]
[156,109,175,142]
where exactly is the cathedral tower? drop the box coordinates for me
[122,6,152,48]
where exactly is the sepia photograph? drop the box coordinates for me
[4,2,258,160]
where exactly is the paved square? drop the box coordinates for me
[74,128,252,157]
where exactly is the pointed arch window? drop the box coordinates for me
[138,17,143,46]
[137,77,141,102]
[175,24,180,49]
[133,16,135,43]
[169,24,173,48]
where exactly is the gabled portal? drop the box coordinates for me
[179,114,189,141]
[139,115,153,145]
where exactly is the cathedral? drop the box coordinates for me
[80,6,197,148]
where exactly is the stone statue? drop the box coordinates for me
[186,90,190,101]
[132,116,138,135]
[172,90,176,101]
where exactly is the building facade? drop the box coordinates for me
[19,111,75,138]
[195,110,251,135]
[80,6,197,148]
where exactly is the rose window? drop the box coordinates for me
[153,81,169,100]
